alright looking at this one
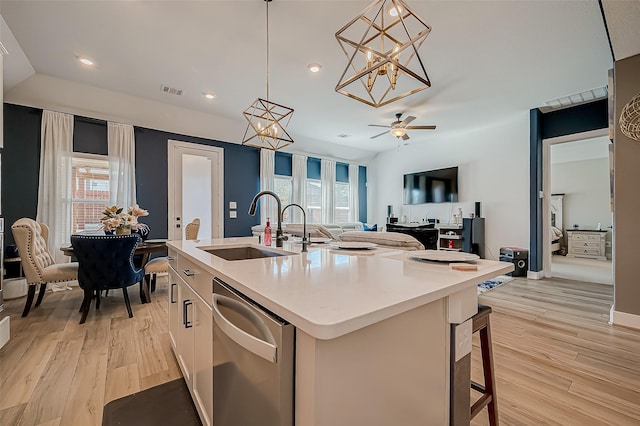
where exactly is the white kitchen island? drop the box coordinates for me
[167,237,513,426]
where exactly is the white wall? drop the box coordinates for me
[551,158,611,230]
[368,113,531,260]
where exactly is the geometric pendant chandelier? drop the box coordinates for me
[620,93,640,142]
[242,0,294,150]
[335,0,432,108]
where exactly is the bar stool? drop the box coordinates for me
[471,304,499,425]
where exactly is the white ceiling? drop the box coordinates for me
[0,1,636,159]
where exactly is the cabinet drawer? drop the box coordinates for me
[177,255,213,305]
[168,247,178,270]
[571,241,601,249]
[572,248,601,255]
[586,234,603,242]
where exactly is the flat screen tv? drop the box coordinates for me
[403,166,459,205]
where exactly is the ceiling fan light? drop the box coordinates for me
[390,127,407,138]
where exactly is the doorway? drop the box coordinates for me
[542,129,613,285]
[168,140,224,240]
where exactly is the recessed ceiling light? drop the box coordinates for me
[203,93,216,100]
[78,57,94,66]
[308,63,322,73]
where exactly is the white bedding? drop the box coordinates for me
[551,226,563,241]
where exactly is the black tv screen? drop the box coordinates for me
[403,166,459,204]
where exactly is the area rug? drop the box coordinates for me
[102,379,201,426]
[477,275,513,294]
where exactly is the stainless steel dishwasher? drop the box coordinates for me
[212,277,294,426]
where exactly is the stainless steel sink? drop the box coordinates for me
[202,246,291,261]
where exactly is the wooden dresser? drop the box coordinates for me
[566,230,607,260]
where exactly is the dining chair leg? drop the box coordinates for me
[150,274,157,292]
[139,280,151,304]
[122,288,134,318]
[95,289,101,310]
[79,289,93,324]
[22,285,37,317]
[34,283,47,307]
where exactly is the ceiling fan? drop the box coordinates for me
[368,113,436,140]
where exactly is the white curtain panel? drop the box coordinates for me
[260,149,276,225]
[321,159,336,224]
[36,110,74,265]
[292,154,307,224]
[108,122,137,209]
[349,164,360,223]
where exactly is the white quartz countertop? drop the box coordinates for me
[168,237,513,340]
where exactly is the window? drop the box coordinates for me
[306,179,322,224]
[274,175,293,222]
[71,155,110,233]
[334,182,350,223]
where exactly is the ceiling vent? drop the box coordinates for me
[160,84,183,96]
[541,86,608,112]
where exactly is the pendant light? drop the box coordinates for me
[242,0,294,150]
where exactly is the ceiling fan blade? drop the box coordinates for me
[400,115,416,126]
[370,130,389,139]
[368,124,391,128]
[402,133,410,141]
[406,125,437,130]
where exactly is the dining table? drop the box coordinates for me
[60,238,168,303]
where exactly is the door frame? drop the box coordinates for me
[168,140,224,240]
[541,128,609,277]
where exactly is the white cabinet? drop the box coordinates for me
[168,254,213,426]
[566,230,607,260]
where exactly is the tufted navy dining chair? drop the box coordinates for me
[71,234,146,324]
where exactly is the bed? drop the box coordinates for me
[551,226,563,253]
[550,194,564,254]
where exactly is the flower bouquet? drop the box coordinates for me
[101,204,150,235]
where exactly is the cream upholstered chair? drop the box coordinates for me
[145,218,200,292]
[185,218,200,240]
[11,218,79,317]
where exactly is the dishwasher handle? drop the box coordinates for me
[213,294,277,363]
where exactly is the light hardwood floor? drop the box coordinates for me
[1,276,639,425]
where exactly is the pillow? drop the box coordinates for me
[363,223,377,232]
[338,231,424,250]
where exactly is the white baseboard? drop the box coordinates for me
[0,316,10,349]
[527,270,544,280]
[610,310,640,330]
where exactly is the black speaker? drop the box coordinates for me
[499,249,528,277]
[475,201,481,218]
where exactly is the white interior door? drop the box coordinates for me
[168,140,224,240]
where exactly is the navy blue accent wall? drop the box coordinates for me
[133,127,260,238]
[274,152,292,176]
[2,104,42,246]
[542,99,608,139]
[529,109,543,272]
[74,117,107,155]
[358,165,367,223]
[2,103,261,244]
[307,157,321,179]
[529,98,608,272]
[336,162,349,183]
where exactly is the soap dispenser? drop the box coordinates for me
[264,218,272,246]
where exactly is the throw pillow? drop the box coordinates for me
[363,223,378,232]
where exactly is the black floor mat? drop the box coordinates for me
[102,378,202,426]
